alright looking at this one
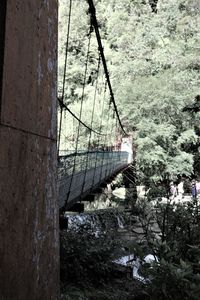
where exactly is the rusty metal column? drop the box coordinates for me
[0,1,59,299]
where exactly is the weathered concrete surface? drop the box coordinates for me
[0,1,7,102]
[1,0,57,139]
[0,128,59,299]
[0,1,59,299]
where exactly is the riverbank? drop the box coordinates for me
[60,184,200,300]
[60,186,154,300]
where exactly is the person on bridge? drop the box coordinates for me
[191,180,198,202]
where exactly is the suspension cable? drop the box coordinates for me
[87,0,128,136]
[65,26,92,207]
[57,97,106,136]
[90,80,107,191]
[99,103,111,182]
[58,0,73,154]
[104,110,115,178]
[122,172,136,185]
[81,52,101,196]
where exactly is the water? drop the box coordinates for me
[117,216,124,229]
[65,208,126,237]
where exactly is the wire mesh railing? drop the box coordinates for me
[58,150,130,208]
[58,150,129,181]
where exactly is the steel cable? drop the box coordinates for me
[58,0,72,154]
[80,52,101,197]
[64,26,92,207]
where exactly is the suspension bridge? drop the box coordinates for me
[57,0,133,211]
[0,0,134,298]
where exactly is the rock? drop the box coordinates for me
[132,227,144,234]
[150,223,161,234]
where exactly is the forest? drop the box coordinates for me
[58,0,200,187]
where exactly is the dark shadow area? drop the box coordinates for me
[0,0,7,106]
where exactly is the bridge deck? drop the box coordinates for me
[58,151,130,209]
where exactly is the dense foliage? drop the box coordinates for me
[60,209,148,300]
[60,200,200,299]
[135,199,200,299]
[58,0,200,183]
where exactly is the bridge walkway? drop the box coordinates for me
[58,150,130,209]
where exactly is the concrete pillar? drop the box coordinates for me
[0,1,59,299]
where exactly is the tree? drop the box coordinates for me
[99,0,200,184]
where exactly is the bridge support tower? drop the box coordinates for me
[0,1,59,299]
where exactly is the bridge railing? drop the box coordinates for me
[58,150,129,180]
[58,150,130,208]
